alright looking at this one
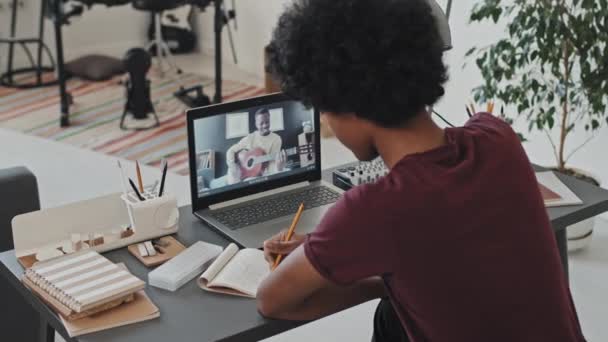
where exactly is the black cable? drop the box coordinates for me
[432,110,455,127]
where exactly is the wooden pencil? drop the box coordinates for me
[272,203,305,270]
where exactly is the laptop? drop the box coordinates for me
[186,93,344,248]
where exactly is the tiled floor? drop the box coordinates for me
[2,52,607,341]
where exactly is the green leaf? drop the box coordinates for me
[530,50,539,61]
[547,115,555,129]
[592,119,600,129]
[465,47,477,57]
[536,117,544,130]
[516,133,528,142]
[491,7,503,23]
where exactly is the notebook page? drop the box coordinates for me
[208,248,269,297]
[200,243,239,283]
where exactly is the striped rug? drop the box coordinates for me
[0,70,265,175]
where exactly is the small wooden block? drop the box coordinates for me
[18,254,40,269]
[128,236,186,267]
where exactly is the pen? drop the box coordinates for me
[272,203,305,270]
[158,159,168,197]
[136,160,144,193]
[150,180,160,194]
[470,102,477,114]
[129,178,146,201]
[465,105,472,118]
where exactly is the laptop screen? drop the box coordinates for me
[191,99,317,199]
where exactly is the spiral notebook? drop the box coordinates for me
[25,250,145,313]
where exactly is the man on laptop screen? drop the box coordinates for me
[192,101,316,198]
[225,108,287,185]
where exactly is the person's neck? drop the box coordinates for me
[372,112,446,169]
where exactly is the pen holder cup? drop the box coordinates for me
[121,191,179,235]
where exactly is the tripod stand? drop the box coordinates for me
[200,0,238,103]
[173,0,237,107]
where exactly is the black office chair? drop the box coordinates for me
[0,167,43,341]
[132,0,187,77]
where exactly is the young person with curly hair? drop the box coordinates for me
[256,1,586,341]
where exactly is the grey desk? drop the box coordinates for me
[2,165,608,342]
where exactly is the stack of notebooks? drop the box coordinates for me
[23,250,159,337]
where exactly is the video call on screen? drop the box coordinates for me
[193,101,316,198]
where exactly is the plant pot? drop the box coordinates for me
[552,167,602,252]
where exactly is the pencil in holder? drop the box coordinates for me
[121,187,179,237]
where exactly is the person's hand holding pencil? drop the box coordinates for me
[264,203,306,270]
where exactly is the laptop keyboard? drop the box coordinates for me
[209,186,341,230]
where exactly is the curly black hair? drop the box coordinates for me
[267,0,448,127]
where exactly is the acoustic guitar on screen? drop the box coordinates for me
[236,145,314,179]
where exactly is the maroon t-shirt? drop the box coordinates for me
[304,114,585,341]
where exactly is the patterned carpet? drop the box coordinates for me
[0,70,265,175]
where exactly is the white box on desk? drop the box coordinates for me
[122,190,179,238]
[11,189,179,267]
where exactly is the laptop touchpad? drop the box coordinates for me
[256,207,326,236]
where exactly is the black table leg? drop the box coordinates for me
[555,228,569,281]
[39,318,55,342]
[51,0,70,127]
[6,0,18,84]
[36,0,47,84]
[213,0,223,104]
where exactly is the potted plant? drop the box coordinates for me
[466,0,608,251]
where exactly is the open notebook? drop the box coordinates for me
[24,250,145,313]
[198,243,269,298]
